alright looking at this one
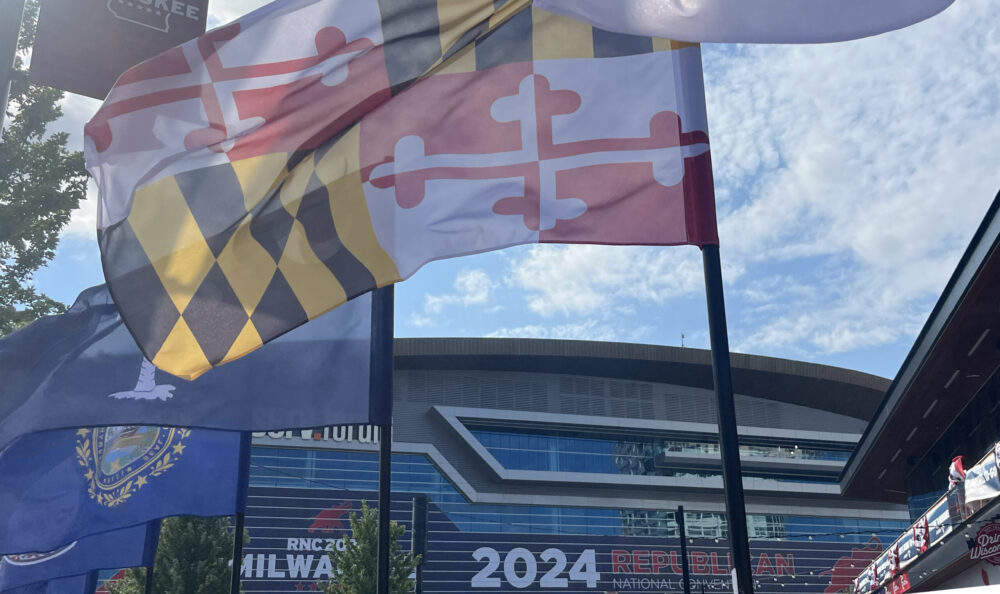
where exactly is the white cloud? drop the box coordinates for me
[207,0,272,27]
[487,320,622,342]
[54,94,102,150]
[64,182,99,240]
[733,251,956,355]
[426,268,495,312]
[410,313,434,328]
[411,269,499,327]
[739,275,818,305]
[488,320,654,343]
[704,1,1000,357]
[505,244,734,317]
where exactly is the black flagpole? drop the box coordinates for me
[230,432,252,594]
[229,510,246,594]
[144,519,161,594]
[701,244,754,594]
[412,494,428,594]
[85,570,98,593]
[371,286,395,594]
[678,506,691,594]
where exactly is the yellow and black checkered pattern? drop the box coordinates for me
[100,0,532,380]
[437,5,698,75]
[103,127,398,380]
[101,0,700,379]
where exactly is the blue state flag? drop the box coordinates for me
[1,575,91,594]
[0,427,246,555]
[0,286,378,451]
[0,522,155,591]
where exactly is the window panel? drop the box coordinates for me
[249,445,906,543]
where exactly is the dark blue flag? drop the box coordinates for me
[0,427,246,554]
[1,574,91,594]
[0,522,155,590]
[0,286,378,451]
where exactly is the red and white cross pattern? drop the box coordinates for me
[85,0,390,229]
[359,48,713,279]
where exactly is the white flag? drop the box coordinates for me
[532,0,956,44]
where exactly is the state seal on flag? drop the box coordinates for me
[76,426,190,507]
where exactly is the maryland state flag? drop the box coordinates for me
[86,0,718,379]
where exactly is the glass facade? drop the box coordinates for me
[250,446,906,544]
[468,425,849,484]
[470,426,626,474]
[907,490,946,522]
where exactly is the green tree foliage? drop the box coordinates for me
[105,569,144,594]
[324,502,420,594]
[0,0,88,335]
[108,516,242,594]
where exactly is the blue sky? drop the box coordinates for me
[30,0,1000,381]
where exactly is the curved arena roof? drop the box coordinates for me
[395,338,889,421]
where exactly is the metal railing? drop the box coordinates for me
[851,442,1000,593]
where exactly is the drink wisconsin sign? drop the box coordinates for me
[970,522,1000,565]
[29,0,208,99]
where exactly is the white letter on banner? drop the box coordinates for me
[267,553,286,578]
[241,553,254,577]
[287,555,314,578]
[313,555,334,579]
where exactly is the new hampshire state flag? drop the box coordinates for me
[1,575,92,594]
[86,0,717,380]
[0,285,376,451]
[0,427,245,555]
[0,523,156,591]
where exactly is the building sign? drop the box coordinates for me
[882,573,911,594]
[964,445,1000,518]
[251,425,381,445]
[241,486,882,593]
[970,523,1000,565]
[241,487,415,589]
[432,534,799,593]
[29,0,209,99]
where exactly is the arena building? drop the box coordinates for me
[238,338,911,593]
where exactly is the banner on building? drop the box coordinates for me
[29,0,208,98]
[965,446,1000,506]
[242,486,888,594]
